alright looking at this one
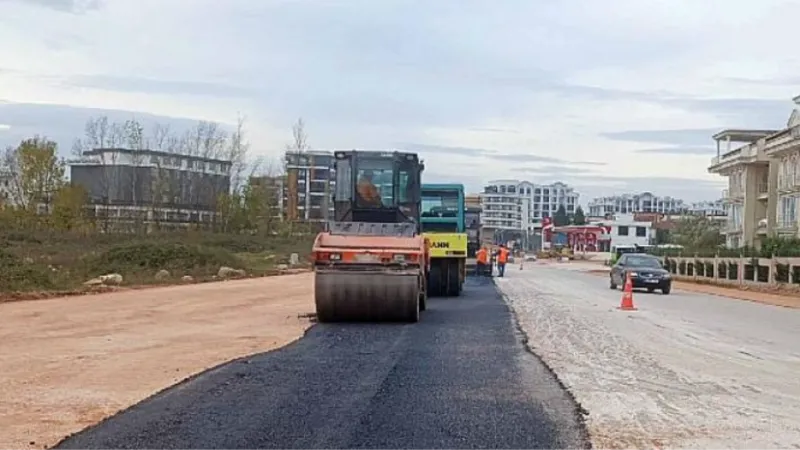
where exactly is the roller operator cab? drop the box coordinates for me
[311,150,430,323]
[420,184,467,297]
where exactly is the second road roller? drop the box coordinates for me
[311,150,430,322]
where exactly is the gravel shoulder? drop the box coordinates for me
[496,265,800,449]
[55,276,590,450]
[0,273,315,449]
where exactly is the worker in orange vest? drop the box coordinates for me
[357,170,382,206]
[475,246,489,276]
[497,244,510,277]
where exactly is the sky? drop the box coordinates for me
[1,0,799,204]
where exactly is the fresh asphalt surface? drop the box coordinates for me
[56,276,590,449]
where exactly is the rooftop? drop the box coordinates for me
[711,129,779,143]
[83,148,232,165]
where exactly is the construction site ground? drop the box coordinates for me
[0,273,315,449]
[497,262,800,448]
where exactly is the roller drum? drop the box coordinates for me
[315,270,420,322]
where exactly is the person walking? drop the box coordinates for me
[497,244,510,277]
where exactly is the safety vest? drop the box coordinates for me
[497,248,510,263]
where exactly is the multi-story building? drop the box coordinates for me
[249,175,285,220]
[588,193,687,217]
[479,179,579,248]
[708,94,800,248]
[688,199,726,217]
[465,193,481,210]
[69,148,231,228]
[283,150,335,222]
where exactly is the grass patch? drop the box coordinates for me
[0,231,314,294]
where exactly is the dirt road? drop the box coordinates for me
[497,265,800,449]
[0,273,315,449]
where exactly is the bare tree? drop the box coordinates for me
[290,117,309,152]
[71,116,126,232]
[226,115,250,193]
[123,119,147,231]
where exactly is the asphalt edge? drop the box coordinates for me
[50,324,319,449]
[492,277,594,450]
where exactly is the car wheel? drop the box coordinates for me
[662,285,671,295]
[609,275,617,289]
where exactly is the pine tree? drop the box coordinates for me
[573,206,586,225]
[553,204,569,226]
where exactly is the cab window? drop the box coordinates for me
[356,158,394,207]
[421,190,459,217]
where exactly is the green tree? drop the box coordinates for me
[51,184,89,231]
[553,204,569,226]
[573,205,586,225]
[671,216,724,249]
[3,136,65,211]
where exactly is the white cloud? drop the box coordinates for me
[0,0,797,203]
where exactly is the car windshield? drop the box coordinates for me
[625,256,662,268]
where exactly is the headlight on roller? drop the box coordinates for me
[393,254,406,262]
[329,253,342,261]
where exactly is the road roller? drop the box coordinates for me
[420,183,467,297]
[311,150,429,323]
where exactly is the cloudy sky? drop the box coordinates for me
[1,0,799,203]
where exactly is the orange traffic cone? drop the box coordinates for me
[618,272,637,311]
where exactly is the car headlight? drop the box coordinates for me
[662,273,671,279]
[628,271,638,277]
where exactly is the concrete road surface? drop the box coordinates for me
[497,265,800,449]
[55,277,590,449]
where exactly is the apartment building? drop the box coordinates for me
[283,150,335,221]
[70,148,231,228]
[480,180,578,227]
[688,199,726,217]
[588,193,687,217]
[708,94,800,248]
[249,175,285,219]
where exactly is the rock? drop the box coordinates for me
[23,257,34,264]
[155,269,171,281]
[181,275,194,282]
[83,278,104,287]
[218,266,246,278]
[99,273,123,285]
[289,253,299,266]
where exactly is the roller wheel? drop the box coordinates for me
[315,271,420,322]
[446,260,460,296]
[419,274,427,311]
[429,263,443,297]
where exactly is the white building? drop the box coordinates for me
[480,179,579,230]
[604,214,654,248]
[588,192,687,216]
[688,199,726,217]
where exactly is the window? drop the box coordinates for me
[334,159,352,201]
[310,181,327,193]
[779,196,797,228]
[635,226,647,237]
[421,190,459,217]
[397,163,418,203]
[618,226,629,236]
[356,158,394,207]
